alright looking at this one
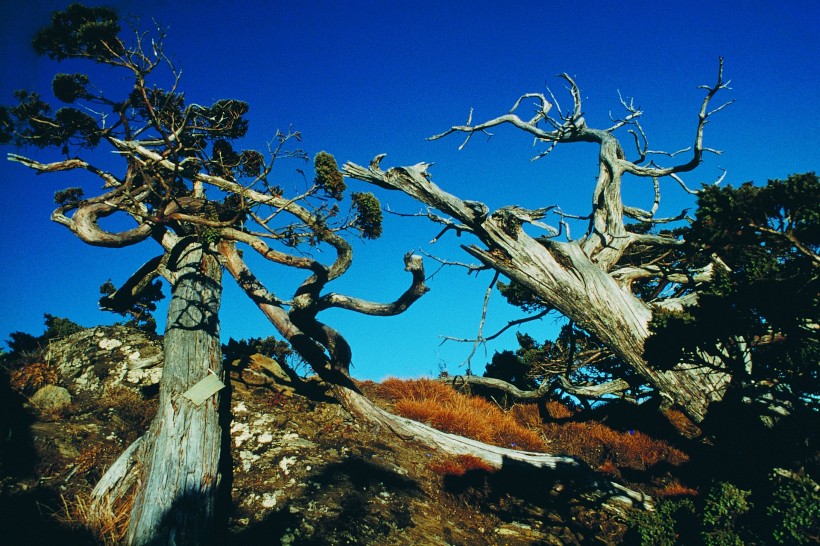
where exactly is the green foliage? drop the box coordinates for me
[0,106,11,145]
[647,173,820,405]
[4,332,40,360]
[701,482,752,546]
[209,139,240,178]
[497,279,549,313]
[351,192,383,239]
[483,349,538,390]
[43,313,84,339]
[54,107,101,146]
[693,174,819,256]
[2,314,83,368]
[128,87,185,133]
[99,279,164,334]
[194,99,250,139]
[52,73,90,103]
[200,227,221,244]
[628,498,697,545]
[238,149,265,177]
[0,90,101,151]
[767,475,820,544]
[486,324,636,398]
[222,336,293,368]
[32,3,122,62]
[314,151,346,200]
[629,478,820,545]
[54,186,84,206]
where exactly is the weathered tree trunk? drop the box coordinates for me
[465,225,730,422]
[343,159,731,422]
[124,238,225,545]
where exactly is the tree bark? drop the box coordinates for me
[124,237,225,545]
[438,375,632,402]
[344,158,731,422]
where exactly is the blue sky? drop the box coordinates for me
[1,0,817,380]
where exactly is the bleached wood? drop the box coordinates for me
[124,238,225,545]
[344,156,730,423]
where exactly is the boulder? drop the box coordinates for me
[30,384,72,412]
[46,325,163,393]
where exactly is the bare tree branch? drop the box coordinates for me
[620,57,734,179]
[318,252,430,315]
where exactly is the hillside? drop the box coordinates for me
[1,325,816,545]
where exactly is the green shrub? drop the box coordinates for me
[628,498,696,546]
[767,474,820,545]
[701,482,751,546]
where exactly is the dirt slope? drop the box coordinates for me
[0,326,623,545]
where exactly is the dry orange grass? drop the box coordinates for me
[9,361,58,393]
[507,400,574,429]
[544,400,574,420]
[655,480,699,498]
[428,454,497,477]
[376,379,687,473]
[58,491,132,545]
[598,459,621,478]
[541,420,689,471]
[663,408,702,438]
[379,378,547,452]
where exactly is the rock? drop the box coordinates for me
[30,385,72,412]
[46,324,163,393]
[250,354,292,383]
[231,354,298,397]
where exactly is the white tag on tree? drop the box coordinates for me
[182,374,225,406]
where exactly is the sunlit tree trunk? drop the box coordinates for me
[125,238,225,545]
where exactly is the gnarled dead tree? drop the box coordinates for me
[344,61,736,423]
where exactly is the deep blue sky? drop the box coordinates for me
[1,1,817,379]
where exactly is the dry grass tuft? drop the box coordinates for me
[58,491,132,544]
[663,408,702,438]
[73,444,120,482]
[544,400,574,420]
[375,378,688,479]
[598,459,621,478]
[508,402,542,429]
[9,361,58,393]
[101,386,157,431]
[655,479,699,498]
[541,420,688,471]
[428,454,497,477]
[379,378,547,451]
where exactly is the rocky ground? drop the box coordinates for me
[0,325,627,545]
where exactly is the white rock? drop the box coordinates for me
[279,456,296,475]
[239,449,260,472]
[261,492,278,508]
[98,338,123,350]
[231,421,253,447]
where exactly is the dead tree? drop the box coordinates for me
[344,61,736,423]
